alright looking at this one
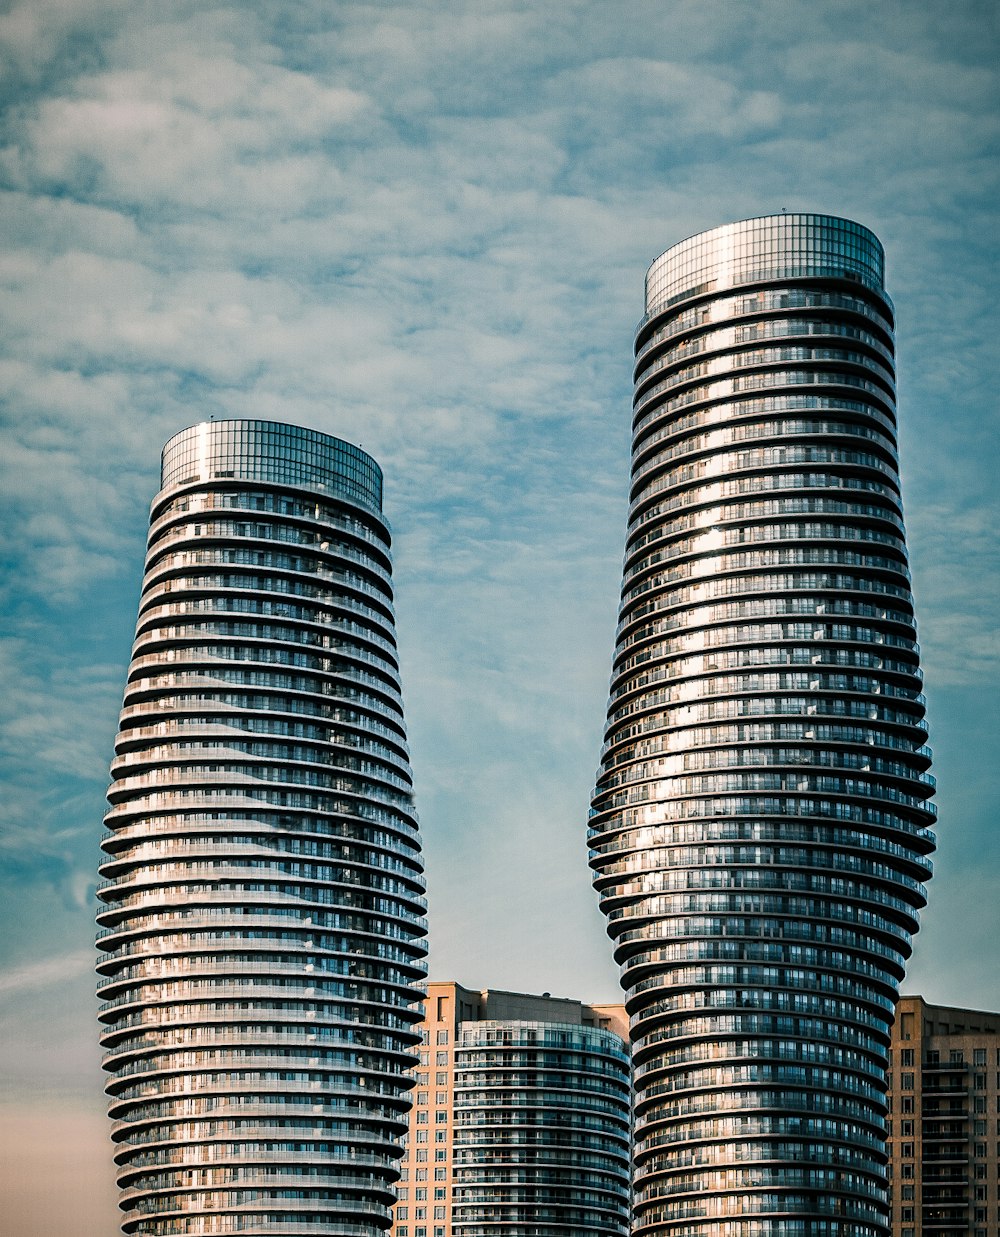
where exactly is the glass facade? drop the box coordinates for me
[589,216,935,1236]
[97,421,427,1235]
[451,1022,632,1236]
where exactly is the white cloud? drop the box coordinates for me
[0,949,93,996]
[20,60,370,212]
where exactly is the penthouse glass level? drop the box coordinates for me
[588,216,936,1237]
[97,420,427,1236]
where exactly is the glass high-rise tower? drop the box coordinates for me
[588,216,936,1236]
[97,421,427,1236]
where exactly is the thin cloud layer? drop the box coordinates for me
[1,3,998,1231]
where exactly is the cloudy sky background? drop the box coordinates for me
[1,1,997,1231]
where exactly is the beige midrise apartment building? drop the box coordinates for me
[888,995,1000,1236]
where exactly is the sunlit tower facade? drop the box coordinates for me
[97,420,427,1235]
[588,216,936,1236]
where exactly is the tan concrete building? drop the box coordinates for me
[391,981,631,1237]
[889,995,1000,1236]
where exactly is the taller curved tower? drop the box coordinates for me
[97,420,427,1236]
[589,216,936,1236]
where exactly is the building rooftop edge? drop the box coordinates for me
[423,978,619,1007]
[897,993,1000,1021]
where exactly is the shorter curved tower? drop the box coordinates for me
[589,216,936,1236]
[97,420,427,1236]
[452,1021,632,1235]
[390,983,632,1237]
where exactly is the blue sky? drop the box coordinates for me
[1,1,997,1231]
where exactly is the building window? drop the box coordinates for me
[436,1031,448,1045]
[901,1049,914,1066]
[901,1072,914,1089]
